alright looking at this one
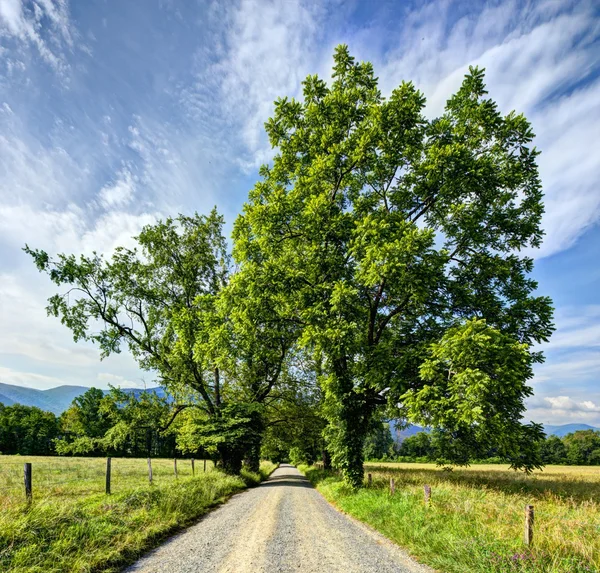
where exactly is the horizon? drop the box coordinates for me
[1,1,599,426]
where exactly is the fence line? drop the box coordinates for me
[0,458,214,503]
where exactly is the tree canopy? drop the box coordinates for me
[233,45,553,486]
[27,46,554,487]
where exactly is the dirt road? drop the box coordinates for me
[126,464,432,573]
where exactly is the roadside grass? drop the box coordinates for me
[300,463,599,573]
[0,457,277,573]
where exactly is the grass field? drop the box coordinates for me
[0,456,277,573]
[0,456,215,505]
[301,462,600,573]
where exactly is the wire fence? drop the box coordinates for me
[0,456,214,505]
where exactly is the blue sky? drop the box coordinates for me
[0,0,599,426]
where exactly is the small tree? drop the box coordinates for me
[26,211,247,470]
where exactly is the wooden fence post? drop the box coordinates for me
[105,457,112,495]
[525,505,534,546]
[147,458,153,484]
[204,459,207,472]
[424,484,431,505]
[174,458,178,478]
[24,462,32,502]
[390,478,395,495]
[191,458,195,476]
[367,473,372,487]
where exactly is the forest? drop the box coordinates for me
[21,46,556,488]
[1,392,598,466]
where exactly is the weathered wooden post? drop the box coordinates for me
[424,484,431,505]
[147,458,153,484]
[367,473,372,487]
[174,458,178,478]
[191,458,195,476]
[105,457,112,495]
[24,463,32,502]
[525,505,534,546]
[390,478,395,495]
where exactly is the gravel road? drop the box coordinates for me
[125,464,433,573]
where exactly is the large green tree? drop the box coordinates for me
[234,46,553,487]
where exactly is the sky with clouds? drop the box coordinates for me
[0,0,599,426]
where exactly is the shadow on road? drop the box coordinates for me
[259,465,313,489]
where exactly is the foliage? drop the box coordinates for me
[55,387,179,458]
[562,430,600,465]
[540,436,568,465]
[379,430,600,467]
[397,432,433,459]
[402,319,544,471]
[363,422,396,461]
[26,210,293,473]
[234,45,553,486]
[259,358,327,465]
[57,388,113,455]
[0,404,58,455]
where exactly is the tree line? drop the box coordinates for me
[363,426,600,466]
[24,46,554,487]
[0,388,178,458]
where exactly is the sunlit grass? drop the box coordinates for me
[0,456,276,573]
[300,462,600,573]
[0,456,214,507]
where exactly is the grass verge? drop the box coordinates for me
[299,463,598,573]
[0,460,278,573]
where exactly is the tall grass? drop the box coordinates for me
[300,463,599,573]
[0,456,277,573]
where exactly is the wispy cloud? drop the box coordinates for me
[0,0,74,73]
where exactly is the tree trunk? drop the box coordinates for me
[322,447,331,469]
[323,357,372,489]
[216,443,243,475]
[244,443,261,473]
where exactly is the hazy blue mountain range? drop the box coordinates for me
[387,420,599,442]
[0,382,165,415]
[542,423,600,437]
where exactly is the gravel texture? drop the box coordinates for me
[125,464,433,573]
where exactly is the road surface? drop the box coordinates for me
[126,464,432,573]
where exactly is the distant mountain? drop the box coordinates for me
[387,420,429,443]
[386,420,600,442]
[543,423,600,437]
[0,382,165,415]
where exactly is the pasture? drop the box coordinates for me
[0,456,214,506]
[0,455,275,573]
[302,462,600,573]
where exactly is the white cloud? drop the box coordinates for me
[0,0,74,73]
[0,365,66,390]
[545,396,600,413]
[186,0,327,170]
[526,395,600,426]
[98,169,136,209]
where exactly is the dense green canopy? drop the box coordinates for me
[27,46,553,487]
